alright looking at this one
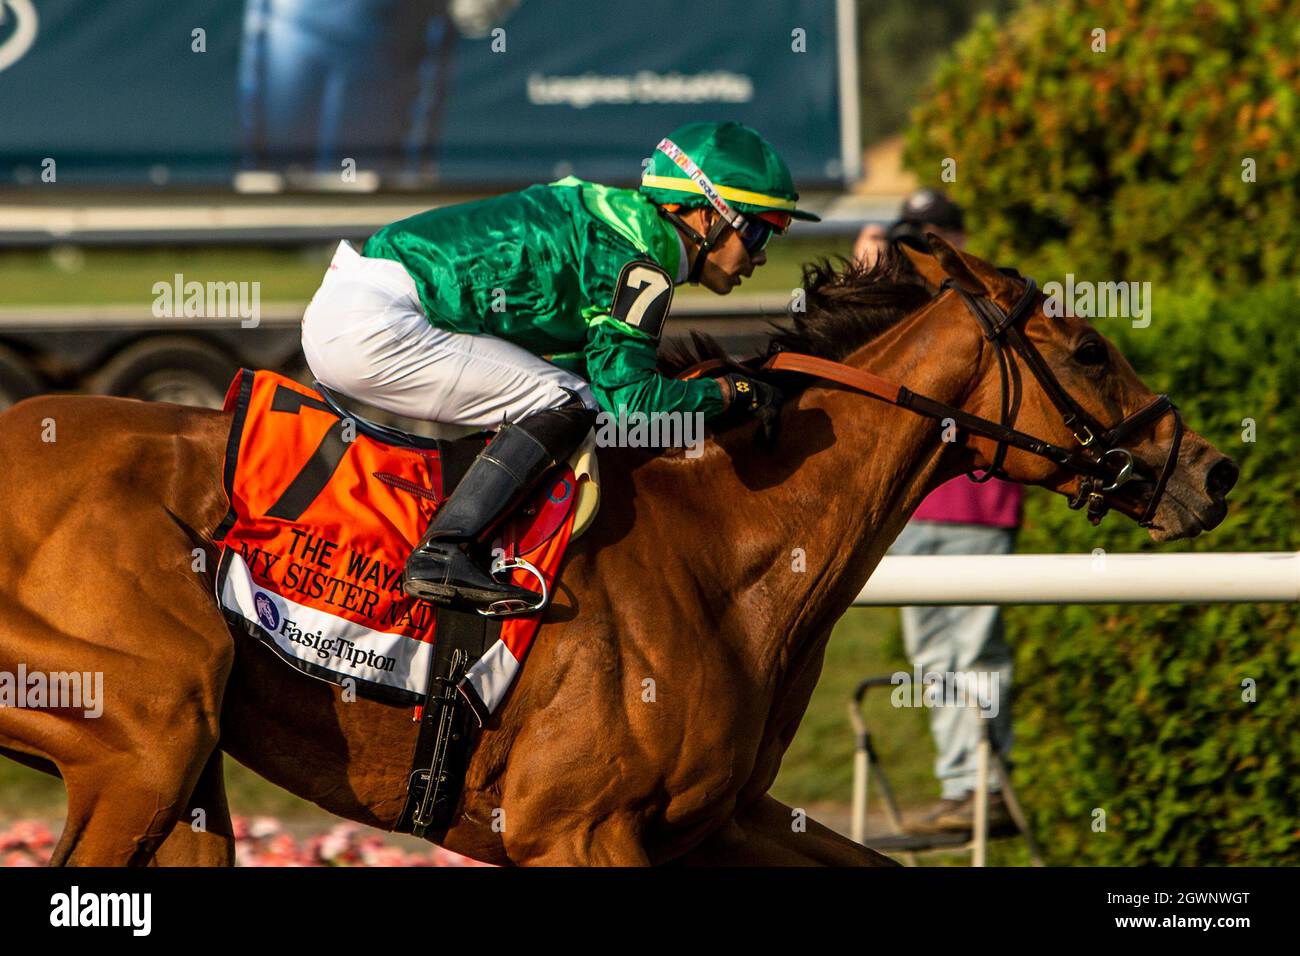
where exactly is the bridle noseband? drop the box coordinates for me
[938,276,1182,526]
[743,274,1184,528]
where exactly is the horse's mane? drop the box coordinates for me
[658,242,936,388]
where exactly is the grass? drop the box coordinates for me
[770,607,939,807]
[0,246,339,308]
[0,237,856,308]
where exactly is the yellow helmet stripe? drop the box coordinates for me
[640,173,798,212]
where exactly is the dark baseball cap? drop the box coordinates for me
[898,188,965,231]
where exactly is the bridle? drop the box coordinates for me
[751,274,1184,527]
[660,206,731,285]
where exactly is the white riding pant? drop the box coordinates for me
[301,241,596,428]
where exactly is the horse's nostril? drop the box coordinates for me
[1205,457,1239,498]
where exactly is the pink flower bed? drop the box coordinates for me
[1,820,52,867]
[0,817,491,867]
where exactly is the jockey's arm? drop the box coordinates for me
[582,310,726,420]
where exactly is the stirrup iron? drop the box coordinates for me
[479,555,548,617]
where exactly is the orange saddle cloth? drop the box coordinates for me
[213,369,578,720]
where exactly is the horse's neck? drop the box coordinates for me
[675,310,989,681]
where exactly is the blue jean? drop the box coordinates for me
[238,0,453,174]
[888,520,1016,799]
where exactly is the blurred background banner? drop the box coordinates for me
[0,0,850,188]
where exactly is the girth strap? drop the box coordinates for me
[394,435,501,840]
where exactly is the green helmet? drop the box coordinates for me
[640,120,821,227]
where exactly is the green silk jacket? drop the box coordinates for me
[362,176,724,419]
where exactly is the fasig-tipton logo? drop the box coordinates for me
[254,591,281,631]
[0,0,39,73]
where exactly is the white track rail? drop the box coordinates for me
[854,552,1299,605]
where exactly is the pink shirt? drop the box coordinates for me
[913,474,1023,528]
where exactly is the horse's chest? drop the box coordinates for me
[646,686,772,813]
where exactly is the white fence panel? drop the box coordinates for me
[853,552,1299,605]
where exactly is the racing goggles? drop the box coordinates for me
[738,211,791,255]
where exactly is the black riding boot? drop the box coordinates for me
[402,395,595,613]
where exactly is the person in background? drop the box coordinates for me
[854,189,1022,835]
[238,0,522,183]
[852,221,888,269]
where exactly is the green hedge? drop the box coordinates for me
[904,0,1300,287]
[1007,283,1298,865]
[900,0,1298,865]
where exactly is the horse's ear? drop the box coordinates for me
[925,233,1019,299]
[896,241,948,292]
[924,233,987,295]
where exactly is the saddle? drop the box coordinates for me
[212,368,600,837]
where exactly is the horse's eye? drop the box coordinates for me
[1074,340,1108,366]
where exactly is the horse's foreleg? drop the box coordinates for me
[53,717,223,867]
[151,749,235,866]
[39,611,233,867]
[672,794,899,866]
[0,610,225,867]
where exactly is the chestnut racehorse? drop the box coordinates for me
[0,238,1237,865]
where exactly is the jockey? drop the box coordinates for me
[300,120,819,614]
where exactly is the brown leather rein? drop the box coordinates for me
[682,276,1183,528]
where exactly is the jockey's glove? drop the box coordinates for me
[718,372,783,448]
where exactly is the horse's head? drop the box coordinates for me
[899,235,1237,541]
